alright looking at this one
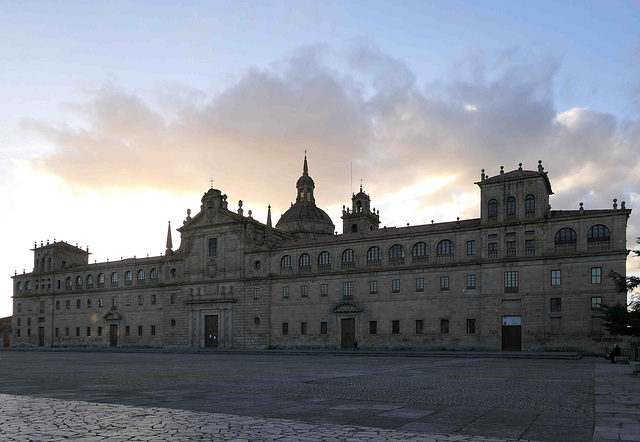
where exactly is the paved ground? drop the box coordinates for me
[0,351,635,441]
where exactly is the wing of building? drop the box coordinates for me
[9,158,631,352]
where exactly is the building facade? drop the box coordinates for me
[9,159,631,352]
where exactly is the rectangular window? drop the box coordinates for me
[415,320,424,334]
[98,327,102,337]
[253,288,260,300]
[126,296,131,306]
[591,296,602,310]
[301,322,307,335]
[301,285,308,298]
[488,233,498,239]
[590,317,603,333]
[440,276,449,291]
[488,243,498,252]
[76,299,81,309]
[440,319,450,334]
[504,271,519,293]
[370,281,377,294]
[65,327,69,337]
[550,317,561,334]
[125,326,130,337]
[467,240,476,255]
[506,241,516,250]
[16,329,20,337]
[282,322,289,335]
[87,299,91,308]
[27,318,31,326]
[208,238,217,257]
[525,239,535,249]
[17,318,20,326]
[57,280,61,289]
[466,274,476,289]
[151,325,156,336]
[320,322,327,334]
[551,270,561,286]
[370,321,377,334]
[320,284,328,297]
[416,278,424,292]
[75,327,80,337]
[98,298,103,307]
[591,267,602,284]
[17,303,21,312]
[550,297,562,312]
[27,329,31,338]
[55,328,59,337]
[170,293,176,304]
[138,326,143,336]
[40,301,45,313]
[138,295,143,306]
[112,297,117,307]
[282,286,289,299]
[392,320,400,334]
[506,232,516,237]
[392,279,400,293]
[87,327,91,337]
[151,294,157,305]
[525,230,535,236]
[55,301,60,310]
[466,318,476,334]
[66,300,71,309]
[343,282,353,299]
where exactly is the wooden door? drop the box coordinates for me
[205,315,218,348]
[38,327,45,347]
[502,316,522,351]
[109,324,118,347]
[341,318,355,349]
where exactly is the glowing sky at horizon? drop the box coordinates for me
[1,1,639,316]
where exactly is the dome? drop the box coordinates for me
[277,204,333,225]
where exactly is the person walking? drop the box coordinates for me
[610,344,621,363]
[353,339,359,351]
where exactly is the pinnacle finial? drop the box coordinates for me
[303,151,308,175]
[165,221,173,254]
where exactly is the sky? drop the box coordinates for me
[1,0,639,317]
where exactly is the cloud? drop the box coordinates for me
[21,42,640,245]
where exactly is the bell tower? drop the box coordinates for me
[341,184,380,233]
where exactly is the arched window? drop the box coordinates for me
[356,200,362,213]
[137,269,145,280]
[125,271,132,281]
[437,240,454,255]
[76,276,82,286]
[17,282,22,291]
[367,246,381,261]
[525,194,535,213]
[389,244,405,259]
[587,225,610,243]
[26,281,32,290]
[98,273,105,284]
[150,268,158,279]
[342,249,355,263]
[351,224,358,233]
[318,251,331,265]
[555,228,577,245]
[111,272,118,283]
[66,277,72,287]
[412,242,428,257]
[299,253,311,267]
[488,199,498,216]
[281,255,292,268]
[87,275,93,285]
[507,197,516,215]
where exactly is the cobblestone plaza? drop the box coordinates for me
[2,351,633,441]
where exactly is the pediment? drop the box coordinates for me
[103,311,123,321]
[332,302,363,314]
[180,209,242,230]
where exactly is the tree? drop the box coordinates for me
[602,238,640,337]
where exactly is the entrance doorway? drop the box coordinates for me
[38,327,45,347]
[109,324,118,347]
[205,315,218,347]
[502,316,522,351]
[341,318,355,349]
[2,335,8,347]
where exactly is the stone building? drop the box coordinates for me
[9,158,631,352]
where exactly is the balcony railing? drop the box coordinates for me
[554,244,577,253]
[525,211,536,219]
[298,266,312,274]
[341,262,356,271]
[280,268,293,275]
[436,254,454,263]
[524,248,536,256]
[587,241,610,252]
[389,258,405,266]
[506,249,516,257]
[412,256,429,265]
[366,260,382,268]
[488,251,498,259]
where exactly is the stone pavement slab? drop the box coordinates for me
[0,393,529,442]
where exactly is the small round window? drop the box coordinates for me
[254,317,260,326]
[254,261,261,270]
[170,319,176,327]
